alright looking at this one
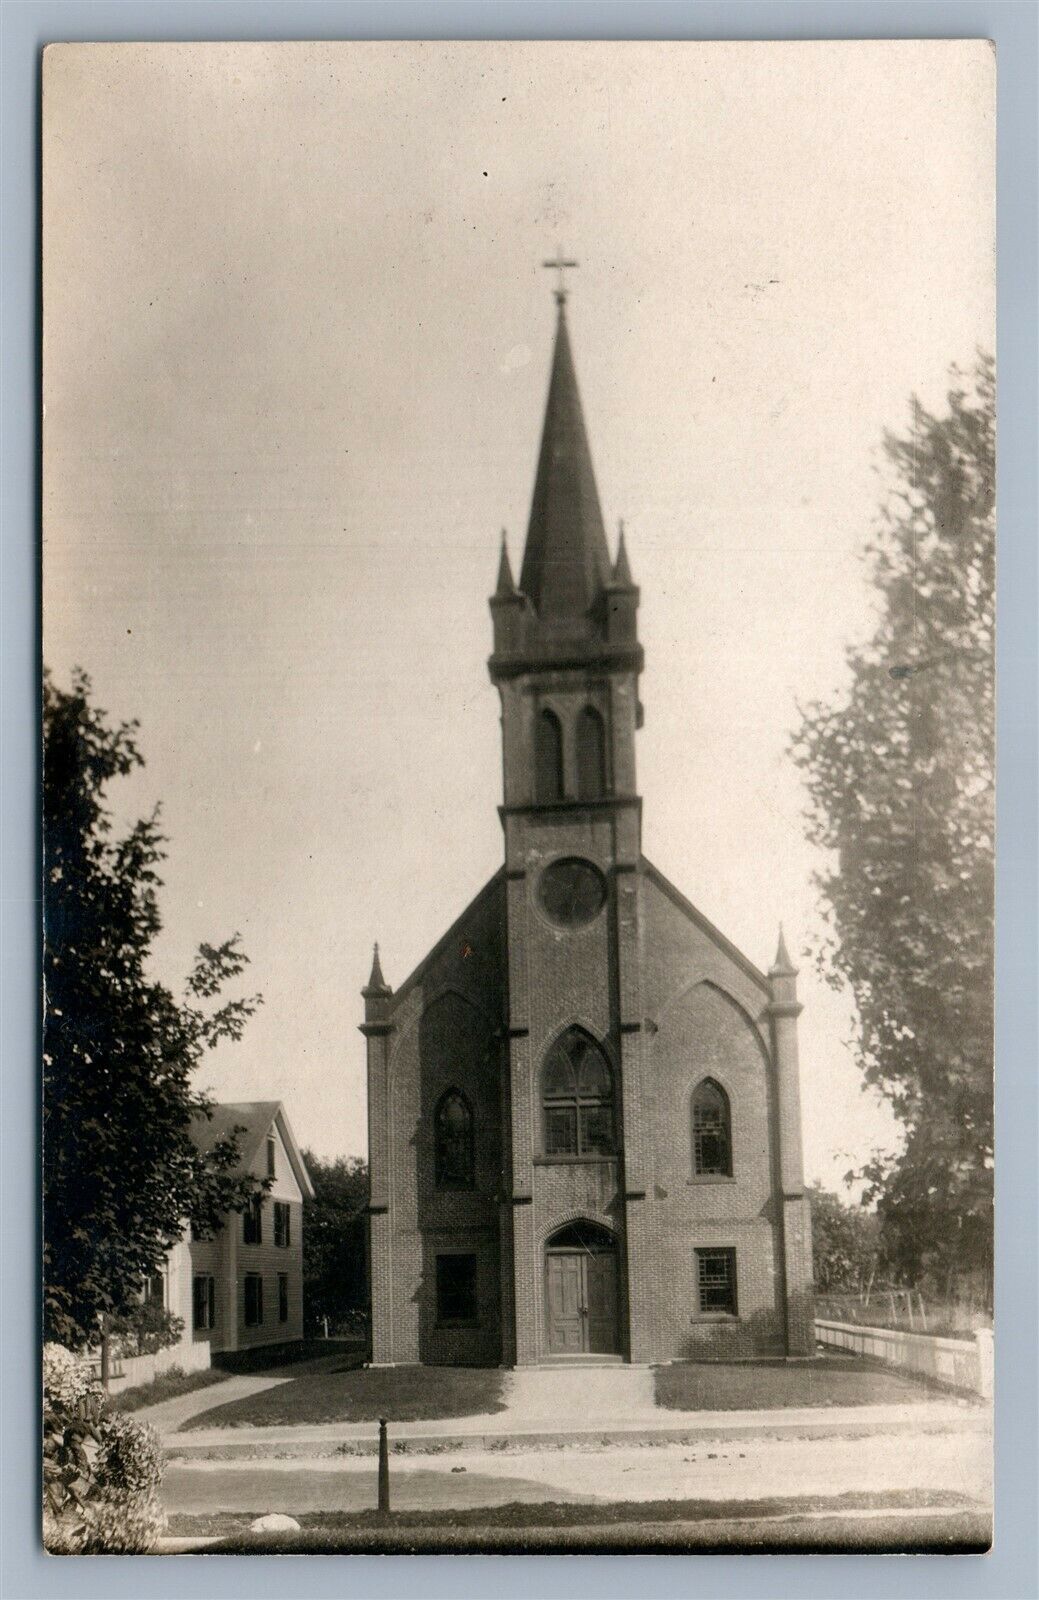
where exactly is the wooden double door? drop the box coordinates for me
[545,1238,619,1356]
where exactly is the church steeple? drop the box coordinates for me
[489,278,644,815]
[518,297,612,625]
[489,288,642,680]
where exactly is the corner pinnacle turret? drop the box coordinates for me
[363,942,391,998]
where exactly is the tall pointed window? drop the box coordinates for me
[692,1079,732,1177]
[535,708,564,802]
[576,706,607,799]
[542,1029,615,1157]
[434,1089,475,1190]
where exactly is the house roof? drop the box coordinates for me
[192,1100,314,1200]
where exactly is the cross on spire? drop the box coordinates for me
[542,248,578,304]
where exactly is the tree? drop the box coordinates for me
[44,670,265,1349]
[300,1150,368,1334]
[791,356,994,1300]
[808,1183,882,1294]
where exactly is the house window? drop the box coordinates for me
[535,708,564,802]
[435,1253,478,1327]
[193,1274,216,1332]
[278,1273,289,1324]
[434,1089,475,1190]
[144,1273,165,1306]
[542,1028,615,1156]
[243,1195,263,1245]
[576,706,607,799]
[244,1273,264,1327]
[695,1248,737,1316]
[692,1079,732,1177]
[274,1201,291,1248]
[267,1135,276,1179]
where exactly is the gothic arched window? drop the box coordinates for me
[535,708,564,802]
[576,706,607,799]
[542,1029,615,1157]
[434,1089,474,1190]
[692,1079,732,1177]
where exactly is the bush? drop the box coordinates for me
[42,1344,166,1554]
[107,1300,185,1357]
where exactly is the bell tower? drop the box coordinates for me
[489,289,644,818]
[488,278,653,1365]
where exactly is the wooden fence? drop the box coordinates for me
[816,1318,993,1399]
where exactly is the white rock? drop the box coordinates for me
[249,1514,301,1533]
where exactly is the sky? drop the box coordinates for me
[42,40,994,1190]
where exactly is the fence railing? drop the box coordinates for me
[816,1318,993,1399]
[815,1289,990,1339]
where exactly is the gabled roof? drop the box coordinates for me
[391,867,505,1007]
[519,302,612,622]
[640,856,770,994]
[192,1100,314,1200]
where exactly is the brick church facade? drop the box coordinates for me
[363,285,814,1366]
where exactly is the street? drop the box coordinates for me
[163,1423,990,1522]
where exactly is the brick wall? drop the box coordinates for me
[370,850,809,1366]
[638,870,786,1358]
[376,878,506,1365]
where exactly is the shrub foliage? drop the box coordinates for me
[43,1343,166,1554]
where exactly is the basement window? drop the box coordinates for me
[695,1248,737,1317]
[435,1253,478,1328]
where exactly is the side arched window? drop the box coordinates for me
[542,1029,615,1157]
[692,1079,732,1176]
[535,708,564,802]
[576,706,607,799]
[434,1089,474,1190]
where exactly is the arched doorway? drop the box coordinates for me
[544,1220,620,1355]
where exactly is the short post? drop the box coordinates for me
[99,1315,111,1391]
[377,1417,390,1515]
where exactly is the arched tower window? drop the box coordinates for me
[692,1079,732,1176]
[434,1089,474,1190]
[542,1029,615,1157]
[576,706,607,799]
[535,708,564,802]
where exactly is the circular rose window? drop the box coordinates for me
[539,858,607,928]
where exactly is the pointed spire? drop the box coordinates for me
[494,530,517,598]
[770,924,798,977]
[519,297,612,622]
[363,942,391,997]
[612,520,635,587]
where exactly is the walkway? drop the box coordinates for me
[136,1351,358,1434]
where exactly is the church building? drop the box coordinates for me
[362,278,814,1366]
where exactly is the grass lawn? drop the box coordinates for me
[109,1367,231,1413]
[653,1356,940,1411]
[182,1363,507,1429]
[174,1491,988,1555]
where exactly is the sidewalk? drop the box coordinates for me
[136,1350,361,1434]
[165,1399,987,1460]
